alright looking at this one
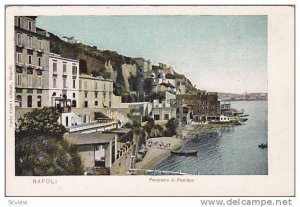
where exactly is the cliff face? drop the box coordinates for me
[49,32,197,96]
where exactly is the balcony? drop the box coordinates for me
[26,46,35,52]
[67,121,118,133]
[36,48,44,53]
[16,42,25,48]
[25,63,35,69]
[36,65,44,70]
[16,62,25,68]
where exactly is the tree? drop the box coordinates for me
[15,107,83,176]
[164,118,178,137]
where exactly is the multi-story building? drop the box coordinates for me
[133,57,152,98]
[151,99,176,121]
[177,91,221,122]
[79,74,113,109]
[15,16,50,108]
[48,53,79,111]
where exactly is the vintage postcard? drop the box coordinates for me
[5,5,294,196]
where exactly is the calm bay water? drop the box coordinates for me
[156,101,268,175]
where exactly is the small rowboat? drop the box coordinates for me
[258,143,268,149]
[171,150,198,156]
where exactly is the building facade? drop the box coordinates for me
[177,91,221,122]
[151,99,176,121]
[79,74,113,109]
[49,53,79,110]
[15,16,50,108]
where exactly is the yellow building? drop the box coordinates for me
[79,74,113,109]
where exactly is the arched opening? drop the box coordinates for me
[37,95,42,107]
[27,95,32,107]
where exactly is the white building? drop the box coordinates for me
[151,99,176,121]
[62,36,82,44]
[48,53,79,109]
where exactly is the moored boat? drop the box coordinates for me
[171,150,198,156]
[258,142,268,149]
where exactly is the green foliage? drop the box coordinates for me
[15,135,83,176]
[142,115,153,122]
[144,91,166,102]
[15,107,83,176]
[164,118,178,137]
[17,107,66,137]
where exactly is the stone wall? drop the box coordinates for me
[110,145,135,175]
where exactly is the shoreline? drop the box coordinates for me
[135,124,204,171]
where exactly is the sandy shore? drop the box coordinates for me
[136,124,202,170]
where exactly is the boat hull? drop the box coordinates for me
[171,150,198,156]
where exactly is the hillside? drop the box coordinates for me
[49,33,197,98]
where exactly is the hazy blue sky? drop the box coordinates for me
[37,15,267,93]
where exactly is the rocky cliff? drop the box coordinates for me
[49,32,197,97]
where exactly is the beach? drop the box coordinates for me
[135,124,203,170]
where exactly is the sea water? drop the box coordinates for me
[155,101,268,175]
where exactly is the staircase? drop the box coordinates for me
[105,110,132,127]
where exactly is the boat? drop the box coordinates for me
[258,143,268,149]
[171,150,198,156]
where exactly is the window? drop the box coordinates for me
[53,62,57,73]
[63,63,67,74]
[16,95,22,107]
[109,92,112,99]
[164,114,169,120]
[17,33,22,45]
[37,76,42,88]
[72,100,77,107]
[95,92,98,98]
[28,36,32,48]
[94,82,98,90]
[27,95,32,107]
[53,77,57,88]
[17,53,22,63]
[37,96,42,107]
[37,39,42,50]
[73,93,75,98]
[103,92,106,99]
[73,79,76,88]
[85,92,88,98]
[17,74,22,87]
[63,78,67,88]
[28,20,32,31]
[27,75,32,88]
[154,114,160,120]
[72,65,77,75]
[95,101,98,106]
[17,17,21,27]
[84,101,88,108]
[38,57,41,66]
[65,117,69,127]
[28,55,32,64]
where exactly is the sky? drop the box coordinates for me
[37,15,267,93]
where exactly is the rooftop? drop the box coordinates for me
[79,74,113,82]
[65,132,116,145]
[105,128,132,134]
